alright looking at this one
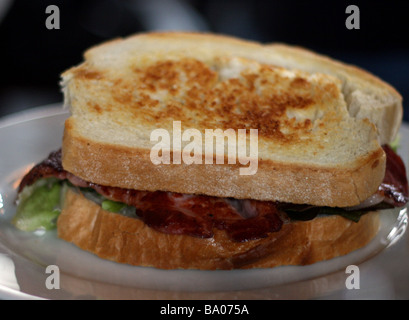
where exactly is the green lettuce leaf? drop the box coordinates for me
[390,134,401,152]
[12,179,63,231]
[101,199,127,213]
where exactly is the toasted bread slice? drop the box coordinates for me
[60,32,400,207]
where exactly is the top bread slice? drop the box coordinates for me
[60,32,402,207]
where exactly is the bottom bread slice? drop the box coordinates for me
[57,189,380,270]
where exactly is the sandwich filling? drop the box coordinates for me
[13,145,408,242]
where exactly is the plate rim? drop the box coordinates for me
[0,103,67,130]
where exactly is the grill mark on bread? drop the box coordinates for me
[84,57,342,145]
[72,67,103,80]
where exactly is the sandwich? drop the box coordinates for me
[12,32,408,270]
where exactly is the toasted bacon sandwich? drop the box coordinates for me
[13,32,408,270]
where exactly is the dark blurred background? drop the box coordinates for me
[0,0,408,122]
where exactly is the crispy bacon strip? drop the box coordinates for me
[379,145,409,206]
[18,149,67,192]
[90,183,284,241]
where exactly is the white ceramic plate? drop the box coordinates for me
[0,104,408,300]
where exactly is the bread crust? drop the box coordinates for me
[62,118,385,207]
[57,189,380,270]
